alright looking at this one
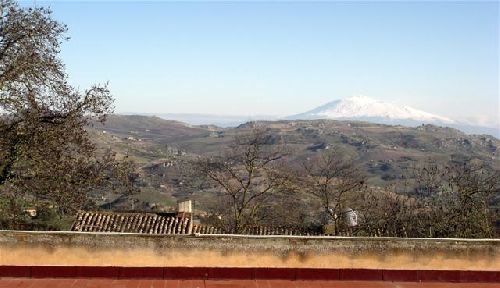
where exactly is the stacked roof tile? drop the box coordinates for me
[239,226,304,236]
[71,211,192,234]
[71,211,317,235]
[191,224,223,234]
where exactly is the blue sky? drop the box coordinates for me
[33,1,498,127]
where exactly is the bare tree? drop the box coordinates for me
[430,161,498,238]
[300,149,366,235]
[195,128,293,233]
[356,187,420,237]
[357,160,499,238]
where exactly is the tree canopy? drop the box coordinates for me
[0,0,135,228]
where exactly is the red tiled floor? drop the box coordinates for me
[205,280,258,288]
[103,280,129,288]
[261,280,291,288]
[0,279,19,288]
[134,280,161,288]
[88,279,122,288]
[330,280,393,288]
[294,281,316,288]
[179,280,205,288]
[255,280,269,288]
[116,279,144,288]
[164,280,180,288]
[0,279,499,288]
[150,279,169,288]
[51,279,77,288]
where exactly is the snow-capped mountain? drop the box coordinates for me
[129,96,498,137]
[288,95,456,125]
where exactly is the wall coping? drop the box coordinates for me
[1,230,499,243]
[1,230,498,271]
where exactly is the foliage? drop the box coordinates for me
[0,0,137,225]
[0,195,73,230]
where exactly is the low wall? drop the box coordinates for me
[0,231,498,271]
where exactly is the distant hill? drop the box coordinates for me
[96,114,210,142]
[124,96,499,137]
[124,113,279,128]
[89,115,499,211]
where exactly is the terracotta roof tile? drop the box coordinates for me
[71,211,317,235]
[71,212,192,234]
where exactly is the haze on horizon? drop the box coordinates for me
[39,1,499,128]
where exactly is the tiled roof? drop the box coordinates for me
[71,211,315,235]
[239,226,307,236]
[71,211,193,234]
[191,224,223,234]
[193,225,315,236]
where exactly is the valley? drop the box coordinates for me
[91,115,499,215]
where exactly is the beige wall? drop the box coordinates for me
[0,231,498,271]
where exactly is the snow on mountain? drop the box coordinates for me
[288,95,456,124]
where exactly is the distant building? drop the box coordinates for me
[175,199,192,219]
[344,208,358,227]
[24,209,37,217]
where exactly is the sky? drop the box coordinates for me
[30,1,499,127]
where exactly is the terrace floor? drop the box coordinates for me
[0,279,498,288]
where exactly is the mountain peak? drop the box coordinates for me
[288,96,456,125]
[344,95,379,104]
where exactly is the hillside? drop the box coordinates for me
[96,115,210,142]
[90,115,499,211]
